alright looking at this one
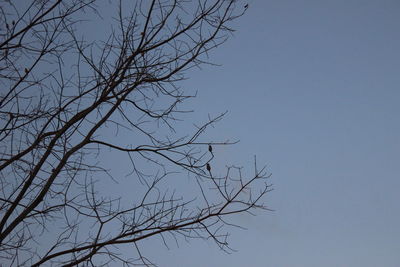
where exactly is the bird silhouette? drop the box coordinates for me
[244,4,249,9]
[206,163,211,172]
[208,145,212,153]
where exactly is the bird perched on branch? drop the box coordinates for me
[244,4,249,9]
[208,145,212,153]
[206,163,211,172]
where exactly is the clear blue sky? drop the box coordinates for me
[133,0,400,266]
[15,0,396,266]
[4,1,400,266]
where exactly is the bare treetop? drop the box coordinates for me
[0,1,271,266]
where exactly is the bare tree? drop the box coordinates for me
[0,1,272,266]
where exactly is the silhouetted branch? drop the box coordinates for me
[0,1,271,266]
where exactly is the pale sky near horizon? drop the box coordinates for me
[140,1,400,266]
